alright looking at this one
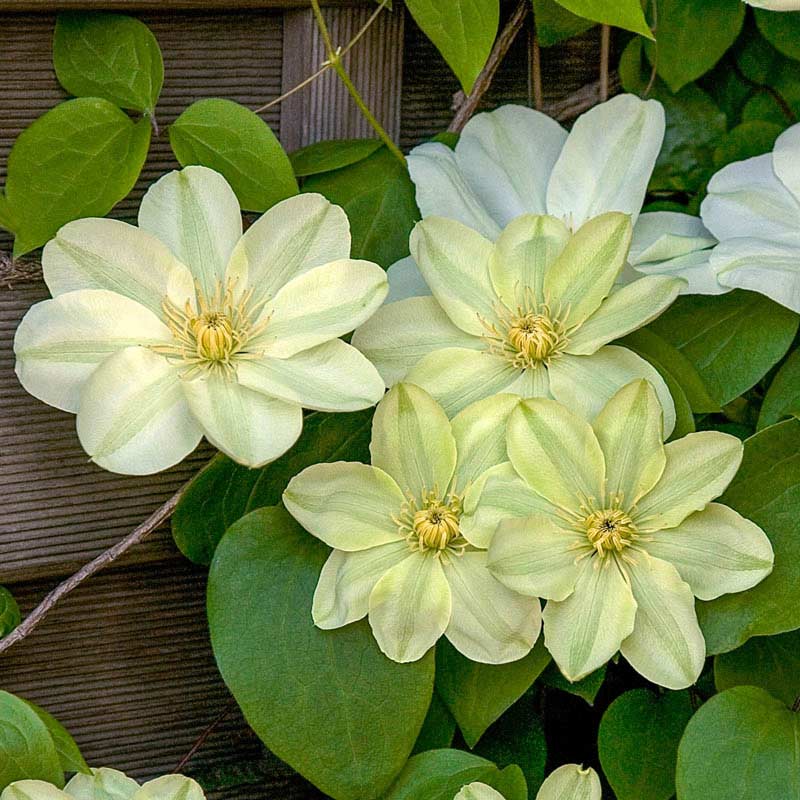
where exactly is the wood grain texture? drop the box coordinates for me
[0,1,361,10]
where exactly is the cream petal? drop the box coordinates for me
[76,347,202,475]
[14,289,172,413]
[65,768,139,799]
[368,552,452,663]
[236,339,385,412]
[182,373,302,468]
[772,122,800,201]
[443,550,541,664]
[626,249,728,297]
[535,765,602,800]
[504,365,551,398]
[1,783,72,800]
[640,503,773,601]
[620,551,705,689]
[138,166,243,298]
[385,255,430,303]
[456,783,506,800]
[629,211,716,266]
[135,775,205,800]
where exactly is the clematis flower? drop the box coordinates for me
[535,765,601,800]
[396,94,721,297]
[283,383,541,664]
[743,0,800,9]
[485,380,774,689]
[455,784,505,800]
[701,123,800,312]
[14,166,388,475]
[353,210,681,431]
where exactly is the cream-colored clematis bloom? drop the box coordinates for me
[743,0,800,9]
[353,211,681,431]
[455,783,506,800]
[535,765,602,800]
[283,383,541,664]
[484,380,773,689]
[14,166,388,474]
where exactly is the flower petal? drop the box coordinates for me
[76,347,202,475]
[41,217,195,316]
[14,289,172,413]
[456,783,505,800]
[773,122,800,199]
[535,765,602,800]
[627,249,728,297]
[368,552,452,662]
[620,552,705,689]
[225,193,350,307]
[455,104,568,224]
[351,296,481,386]
[260,259,388,358]
[385,255,430,303]
[138,166,243,298]
[370,382,457,495]
[566,276,683,356]
[640,502,773,601]
[505,365,551,398]
[283,462,405,551]
[634,431,743,531]
[312,543,413,629]
[488,514,586,600]
[543,212,633,328]
[443,550,541,664]
[236,339,385,412]
[591,379,666,505]
[629,211,716,266]
[410,216,498,335]
[546,94,665,229]
[548,345,676,436]
[543,556,637,682]
[182,374,302,468]
[406,141,501,239]
[489,213,571,309]
[507,397,605,513]
[405,348,520,418]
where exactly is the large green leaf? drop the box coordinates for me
[291,139,383,177]
[4,98,150,256]
[53,12,163,113]
[302,147,420,268]
[551,0,652,38]
[713,120,784,170]
[598,689,693,800]
[0,691,64,789]
[435,638,550,747]
[698,419,800,654]
[24,701,90,775]
[715,629,800,708]
[758,348,800,430]
[648,291,799,406]
[0,586,20,638]
[755,8,800,62]
[643,0,744,92]
[531,0,593,47]
[412,693,456,754]
[170,98,297,212]
[540,662,606,705]
[404,0,499,93]
[207,506,434,800]
[172,409,372,565]
[676,686,800,799]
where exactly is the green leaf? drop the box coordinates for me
[207,506,434,800]
[648,291,799,407]
[531,0,593,47]
[24,701,90,775]
[643,0,744,93]
[290,139,384,177]
[4,98,150,256]
[755,8,800,62]
[540,662,606,705]
[169,98,297,213]
[713,120,784,169]
[598,689,693,800]
[676,686,800,799]
[404,0,499,93]
[172,409,372,565]
[383,750,527,800]
[53,12,163,113]
[0,194,15,233]
[715,629,800,708]
[698,419,800,654]
[758,348,800,430]
[412,693,456,755]
[302,147,419,268]
[0,691,64,789]
[435,638,551,747]
[551,0,652,38]
[0,586,20,638]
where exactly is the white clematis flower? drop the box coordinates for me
[283,383,541,665]
[743,0,800,9]
[485,380,773,689]
[397,94,721,297]
[701,123,800,312]
[455,783,506,800]
[353,210,681,431]
[14,166,388,475]
[535,765,602,800]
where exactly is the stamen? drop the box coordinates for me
[395,486,467,557]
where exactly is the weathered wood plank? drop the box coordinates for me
[0,1,362,10]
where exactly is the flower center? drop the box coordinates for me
[413,503,461,551]
[193,311,236,362]
[583,508,637,556]
[394,488,466,555]
[507,313,561,363]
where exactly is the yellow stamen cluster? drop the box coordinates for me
[583,508,637,556]
[394,487,466,556]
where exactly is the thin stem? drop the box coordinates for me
[253,64,331,114]
[340,0,389,58]
[530,23,543,111]
[599,24,611,102]
[174,700,236,771]
[309,0,336,59]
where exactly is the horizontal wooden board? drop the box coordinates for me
[0,1,362,10]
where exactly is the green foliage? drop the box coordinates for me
[404,0,499,93]
[676,686,800,799]
[699,419,800,654]
[758,349,800,430]
[531,0,593,47]
[713,120,783,168]
[53,12,163,114]
[290,139,383,177]
[169,98,297,212]
[207,506,434,800]
[550,0,652,38]
[540,662,606,704]
[172,409,372,565]
[412,694,456,754]
[755,8,800,62]
[598,689,693,800]
[24,701,90,776]
[0,586,20,638]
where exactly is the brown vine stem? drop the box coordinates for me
[599,24,611,102]
[530,24,543,111]
[174,700,236,772]
[449,0,530,134]
[0,485,186,656]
